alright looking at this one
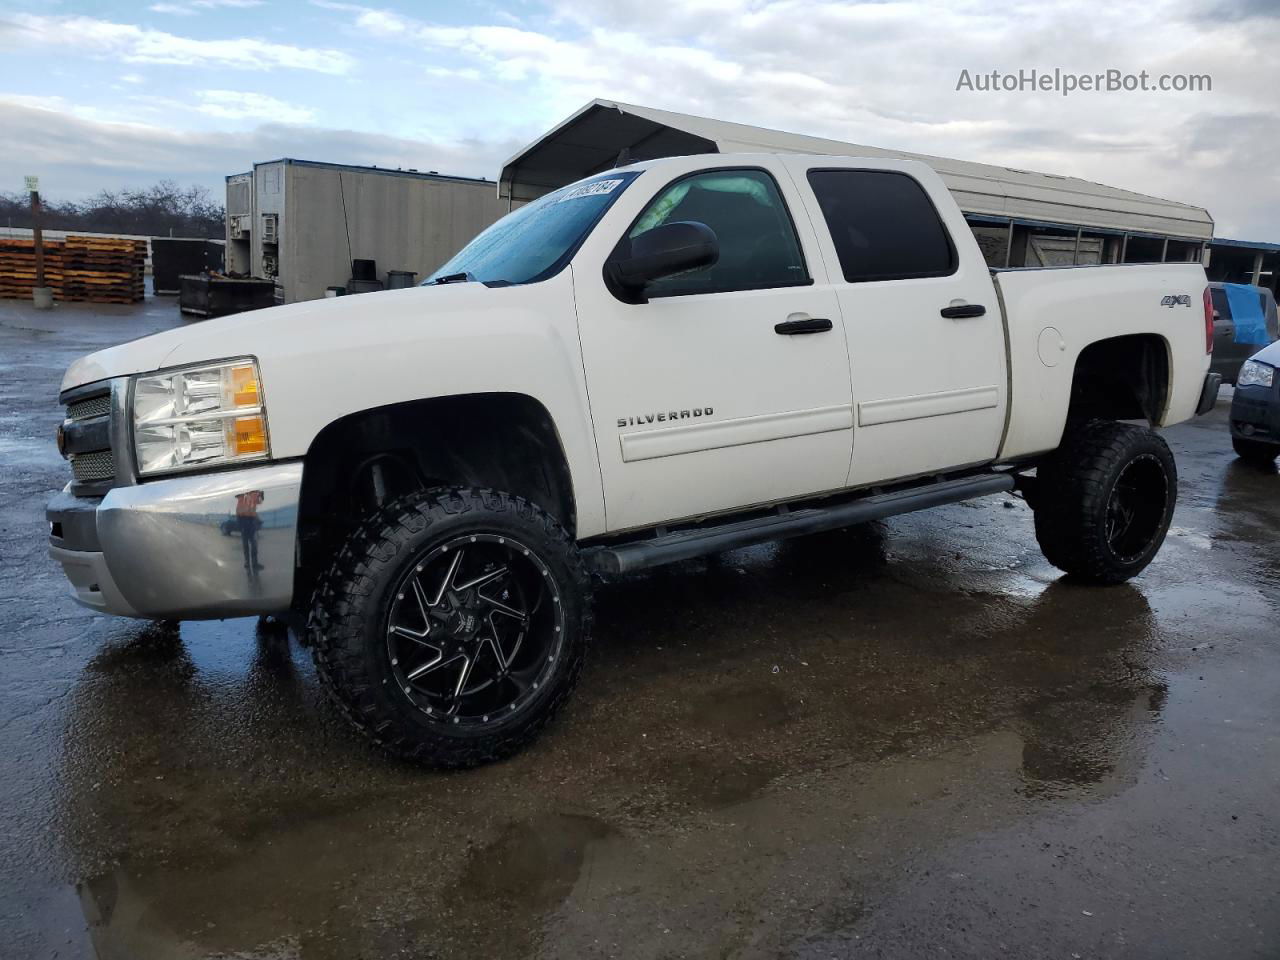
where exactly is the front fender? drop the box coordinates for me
[160,271,606,537]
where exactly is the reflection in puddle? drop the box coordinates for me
[54,503,1189,958]
[1018,680,1168,796]
[461,812,616,913]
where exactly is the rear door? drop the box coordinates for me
[781,159,1007,487]
[573,160,854,533]
[1265,290,1280,344]
[1209,286,1242,380]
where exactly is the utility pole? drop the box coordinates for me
[26,175,52,310]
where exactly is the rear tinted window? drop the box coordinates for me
[1211,287,1231,320]
[807,169,956,283]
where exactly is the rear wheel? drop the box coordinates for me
[1232,436,1280,466]
[1032,420,1177,584]
[309,487,590,768]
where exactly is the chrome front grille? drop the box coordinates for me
[67,394,111,421]
[71,450,115,482]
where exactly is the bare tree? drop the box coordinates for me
[0,181,224,238]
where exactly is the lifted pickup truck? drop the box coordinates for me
[48,153,1220,767]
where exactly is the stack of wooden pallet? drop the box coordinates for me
[61,235,146,303]
[0,237,65,300]
[0,235,147,303]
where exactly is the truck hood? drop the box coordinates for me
[60,283,492,393]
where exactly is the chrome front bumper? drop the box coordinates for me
[47,461,303,620]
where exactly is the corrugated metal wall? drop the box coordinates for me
[282,165,510,304]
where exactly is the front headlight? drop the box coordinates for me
[133,359,270,476]
[1238,360,1276,389]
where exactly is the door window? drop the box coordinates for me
[807,169,956,283]
[625,169,809,297]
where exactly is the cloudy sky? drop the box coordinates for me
[1,0,1276,240]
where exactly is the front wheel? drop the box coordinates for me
[1232,436,1280,466]
[1032,420,1177,584]
[309,487,591,768]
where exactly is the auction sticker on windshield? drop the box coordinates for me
[556,179,624,202]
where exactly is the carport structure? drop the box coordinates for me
[1207,237,1280,299]
[499,100,1215,268]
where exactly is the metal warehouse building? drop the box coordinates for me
[500,99,1218,271]
[225,160,510,304]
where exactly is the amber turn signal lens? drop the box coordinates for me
[229,415,268,455]
[230,364,261,408]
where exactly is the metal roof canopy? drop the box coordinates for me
[1211,236,1280,253]
[500,100,1214,241]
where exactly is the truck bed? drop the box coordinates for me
[993,262,1209,460]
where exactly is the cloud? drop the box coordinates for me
[1173,110,1280,239]
[323,1,1279,240]
[0,94,72,113]
[196,90,316,124]
[6,0,1277,242]
[150,0,265,12]
[0,92,150,127]
[425,66,483,81]
[0,98,520,202]
[1194,0,1280,20]
[3,13,354,73]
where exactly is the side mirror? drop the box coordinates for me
[606,221,719,302]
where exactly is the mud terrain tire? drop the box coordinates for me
[309,487,591,768]
[1033,420,1177,584]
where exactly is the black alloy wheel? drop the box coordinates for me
[385,533,564,727]
[1102,454,1170,564]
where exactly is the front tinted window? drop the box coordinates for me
[426,173,637,286]
[625,169,808,297]
[807,169,956,283]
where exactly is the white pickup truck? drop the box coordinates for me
[48,153,1220,767]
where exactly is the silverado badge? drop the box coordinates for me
[618,407,714,428]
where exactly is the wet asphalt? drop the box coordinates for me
[1,296,1277,960]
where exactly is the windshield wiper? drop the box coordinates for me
[432,272,473,285]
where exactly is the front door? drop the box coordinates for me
[574,162,854,533]
[784,159,1008,487]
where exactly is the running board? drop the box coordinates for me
[584,473,1016,575]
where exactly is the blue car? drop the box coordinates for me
[1230,339,1280,465]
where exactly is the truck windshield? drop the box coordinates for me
[424,172,640,287]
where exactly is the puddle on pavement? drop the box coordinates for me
[1017,680,1168,796]
[685,680,796,737]
[35,492,1268,958]
[460,812,616,911]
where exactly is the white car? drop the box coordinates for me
[48,153,1221,767]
